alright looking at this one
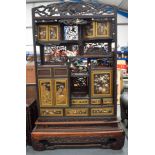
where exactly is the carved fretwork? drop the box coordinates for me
[32,134,125,151]
[33,2,115,18]
[59,19,88,25]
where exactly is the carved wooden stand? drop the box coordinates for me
[31,120,125,151]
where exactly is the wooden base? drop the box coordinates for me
[31,120,125,151]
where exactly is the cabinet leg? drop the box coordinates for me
[32,140,45,151]
[111,136,125,150]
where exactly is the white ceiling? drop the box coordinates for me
[26,0,128,11]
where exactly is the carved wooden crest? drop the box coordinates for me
[33,2,115,18]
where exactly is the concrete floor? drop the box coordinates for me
[26,105,128,155]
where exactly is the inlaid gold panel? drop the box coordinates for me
[91,107,114,116]
[38,79,53,107]
[103,98,113,105]
[95,21,111,38]
[83,21,111,38]
[91,70,113,97]
[72,99,89,105]
[83,22,95,38]
[40,109,63,116]
[48,25,60,41]
[91,99,101,105]
[65,108,88,116]
[38,25,48,41]
[54,79,68,107]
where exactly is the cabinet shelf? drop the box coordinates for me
[71,94,89,99]
[69,54,113,59]
[36,40,79,46]
[83,38,114,43]
[36,38,114,46]
[70,73,89,77]
[71,104,114,108]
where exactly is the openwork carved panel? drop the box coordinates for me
[43,136,116,144]
[90,57,114,68]
[84,43,109,55]
[64,26,78,40]
[33,2,115,18]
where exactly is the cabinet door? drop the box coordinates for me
[38,79,53,107]
[91,70,113,97]
[38,25,48,41]
[54,79,68,107]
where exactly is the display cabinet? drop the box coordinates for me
[31,1,125,150]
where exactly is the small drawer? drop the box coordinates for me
[103,98,113,105]
[65,108,88,116]
[38,68,51,77]
[72,99,89,105]
[91,99,101,104]
[53,68,68,77]
[91,107,114,116]
[40,108,63,116]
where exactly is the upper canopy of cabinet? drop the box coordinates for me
[32,2,117,21]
